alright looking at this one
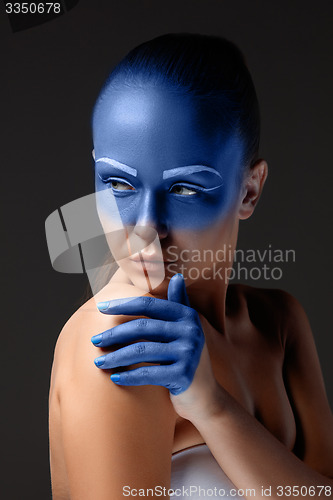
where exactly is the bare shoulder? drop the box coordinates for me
[232,282,303,313]
[227,283,306,346]
[49,281,176,498]
[50,281,153,393]
[50,279,175,412]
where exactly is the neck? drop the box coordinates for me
[187,277,228,333]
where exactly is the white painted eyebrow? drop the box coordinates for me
[96,157,137,177]
[95,159,222,181]
[162,165,222,180]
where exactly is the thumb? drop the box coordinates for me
[167,273,190,306]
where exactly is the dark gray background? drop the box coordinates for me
[1,1,332,497]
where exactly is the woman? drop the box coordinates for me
[49,34,333,499]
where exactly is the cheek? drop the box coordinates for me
[96,190,123,232]
[96,186,139,233]
[163,218,238,286]
[166,189,239,231]
[96,190,131,262]
[169,213,237,257]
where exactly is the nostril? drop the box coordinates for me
[136,222,168,240]
[128,225,160,255]
[134,224,159,239]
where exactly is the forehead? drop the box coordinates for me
[93,86,243,177]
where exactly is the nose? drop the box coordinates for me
[134,190,168,240]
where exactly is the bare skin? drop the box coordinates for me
[49,276,333,499]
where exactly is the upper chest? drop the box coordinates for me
[173,313,297,453]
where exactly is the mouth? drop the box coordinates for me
[129,255,163,263]
[129,252,176,264]
[128,255,177,274]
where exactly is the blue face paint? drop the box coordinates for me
[93,87,244,233]
[162,164,222,181]
[96,157,138,177]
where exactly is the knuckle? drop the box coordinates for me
[172,361,183,378]
[182,363,194,383]
[140,366,150,380]
[134,343,146,356]
[177,359,186,374]
[177,342,199,371]
[182,320,202,341]
[105,329,113,341]
[186,307,197,321]
[184,343,197,360]
[177,341,190,356]
[193,324,203,341]
[105,353,114,366]
[182,322,195,337]
[142,296,154,309]
[177,336,197,357]
[137,318,149,330]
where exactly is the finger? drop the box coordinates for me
[110,364,184,394]
[96,295,187,321]
[167,273,190,306]
[94,341,177,369]
[91,318,182,347]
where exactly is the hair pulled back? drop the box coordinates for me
[94,33,260,169]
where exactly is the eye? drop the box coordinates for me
[98,175,135,192]
[110,180,135,191]
[170,184,198,196]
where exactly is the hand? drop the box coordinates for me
[91,274,205,396]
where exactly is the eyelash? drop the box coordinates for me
[170,183,202,196]
[100,177,135,193]
[100,177,205,196]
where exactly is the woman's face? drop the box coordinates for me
[93,85,245,294]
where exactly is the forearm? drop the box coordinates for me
[191,385,333,500]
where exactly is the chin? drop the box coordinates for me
[148,279,170,299]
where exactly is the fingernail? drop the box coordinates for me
[94,356,105,367]
[91,334,103,345]
[111,373,120,383]
[97,301,109,311]
[173,273,183,279]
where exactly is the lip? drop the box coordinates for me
[130,259,177,264]
[129,252,175,263]
[129,256,177,266]
[130,255,162,263]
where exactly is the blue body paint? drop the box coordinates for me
[92,274,204,395]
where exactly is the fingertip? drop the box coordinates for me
[168,273,188,304]
[91,334,102,345]
[172,273,184,280]
[94,356,105,367]
[97,301,110,312]
[111,373,121,383]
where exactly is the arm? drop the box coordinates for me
[50,300,176,500]
[187,292,333,499]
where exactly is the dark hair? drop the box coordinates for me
[93,33,260,170]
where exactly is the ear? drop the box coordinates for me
[238,159,268,220]
[92,149,95,160]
